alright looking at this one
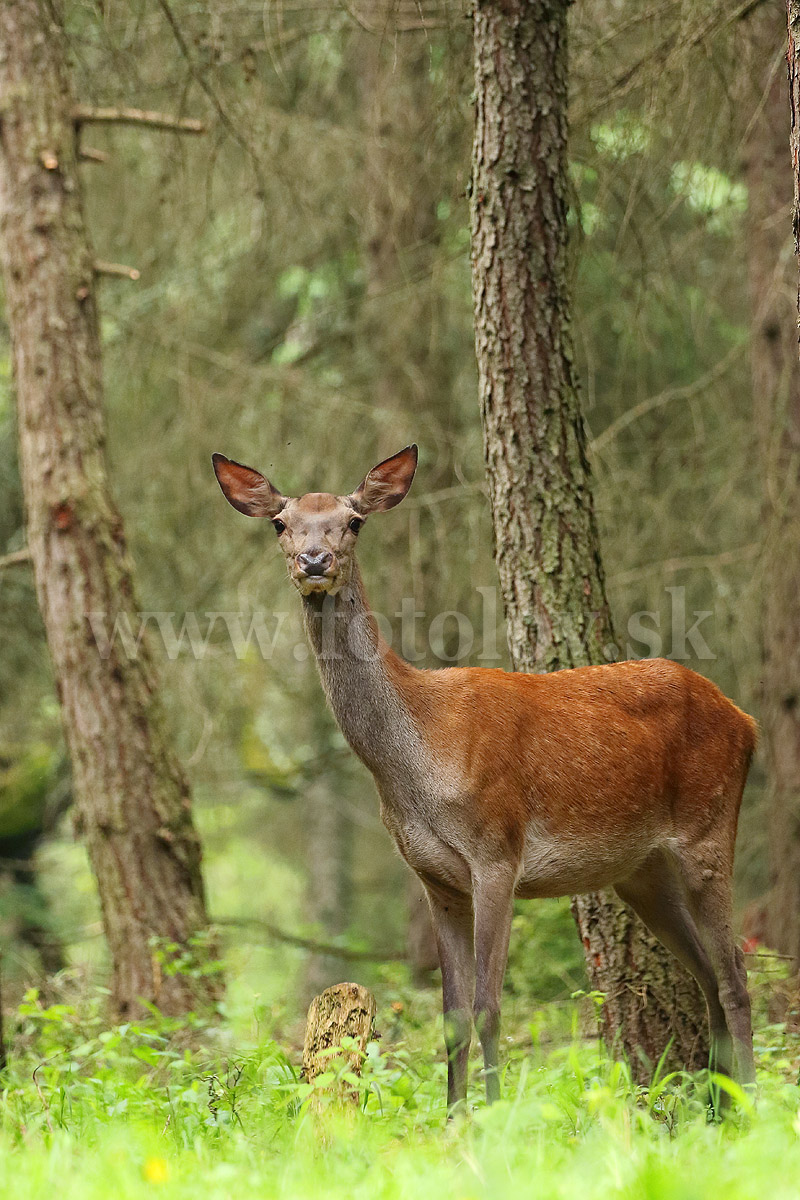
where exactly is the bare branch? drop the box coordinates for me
[608,543,760,587]
[214,915,406,962]
[73,105,205,135]
[156,0,269,198]
[94,260,141,281]
[0,548,32,570]
[582,0,771,119]
[342,3,450,33]
[590,344,745,453]
[403,480,485,511]
[78,146,109,164]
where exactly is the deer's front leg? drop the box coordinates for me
[472,866,516,1104]
[425,887,475,1114]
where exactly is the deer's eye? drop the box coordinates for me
[272,519,286,535]
[348,517,364,534]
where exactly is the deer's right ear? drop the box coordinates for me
[349,444,418,514]
[212,454,286,518]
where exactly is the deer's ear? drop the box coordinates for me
[350,445,418,514]
[212,454,286,518]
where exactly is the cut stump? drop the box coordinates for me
[302,982,376,1100]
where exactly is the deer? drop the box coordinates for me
[212,444,757,1112]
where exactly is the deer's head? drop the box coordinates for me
[212,445,417,596]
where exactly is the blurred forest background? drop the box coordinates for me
[0,0,791,1030]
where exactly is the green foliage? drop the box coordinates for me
[0,746,52,840]
[0,980,798,1199]
[505,900,587,1002]
[591,111,651,160]
[670,162,748,234]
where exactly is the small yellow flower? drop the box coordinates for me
[143,1157,170,1184]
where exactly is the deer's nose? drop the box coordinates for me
[297,549,333,576]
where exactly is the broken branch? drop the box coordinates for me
[93,260,140,281]
[73,105,205,135]
[0,548,32,571]
[78,146,109,164]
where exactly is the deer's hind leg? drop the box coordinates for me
[614,849,732,1078]
[674,846,755,1090]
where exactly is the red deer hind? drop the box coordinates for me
[213,444,757,1111]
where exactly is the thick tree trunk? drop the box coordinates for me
[754,0,800,976]
[0,0,220,1018]
[471,0,708,1079]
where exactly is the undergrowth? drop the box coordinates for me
[0,964,797,1200]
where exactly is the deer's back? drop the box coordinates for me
[397,657,756,865]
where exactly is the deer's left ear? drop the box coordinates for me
[349,445,418,514]
[212,453,286,518]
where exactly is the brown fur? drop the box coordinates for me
[389,656,756,870]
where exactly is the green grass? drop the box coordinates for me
[0,975,798,1200]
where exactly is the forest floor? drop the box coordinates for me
[0,959,798,1200]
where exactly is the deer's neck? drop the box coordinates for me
[301,565,424,778]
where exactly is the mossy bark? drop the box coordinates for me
[0,0,220,1018]
[471,0,707,1079]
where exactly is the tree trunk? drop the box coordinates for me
[357,25,441,982]
[471,0,707,1079]
[303,755,354,1001]
[756,0,800,977]
[0,0,220,1018]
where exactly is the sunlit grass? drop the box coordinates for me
[0,969,796,1200]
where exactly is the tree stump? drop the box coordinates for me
[302,982,376,1102]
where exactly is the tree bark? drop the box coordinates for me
[758,0,800,977]
[0,0,220,1018]
[471,0,708,1080]
[302,982,376,1105]
[303,982,376,1077]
